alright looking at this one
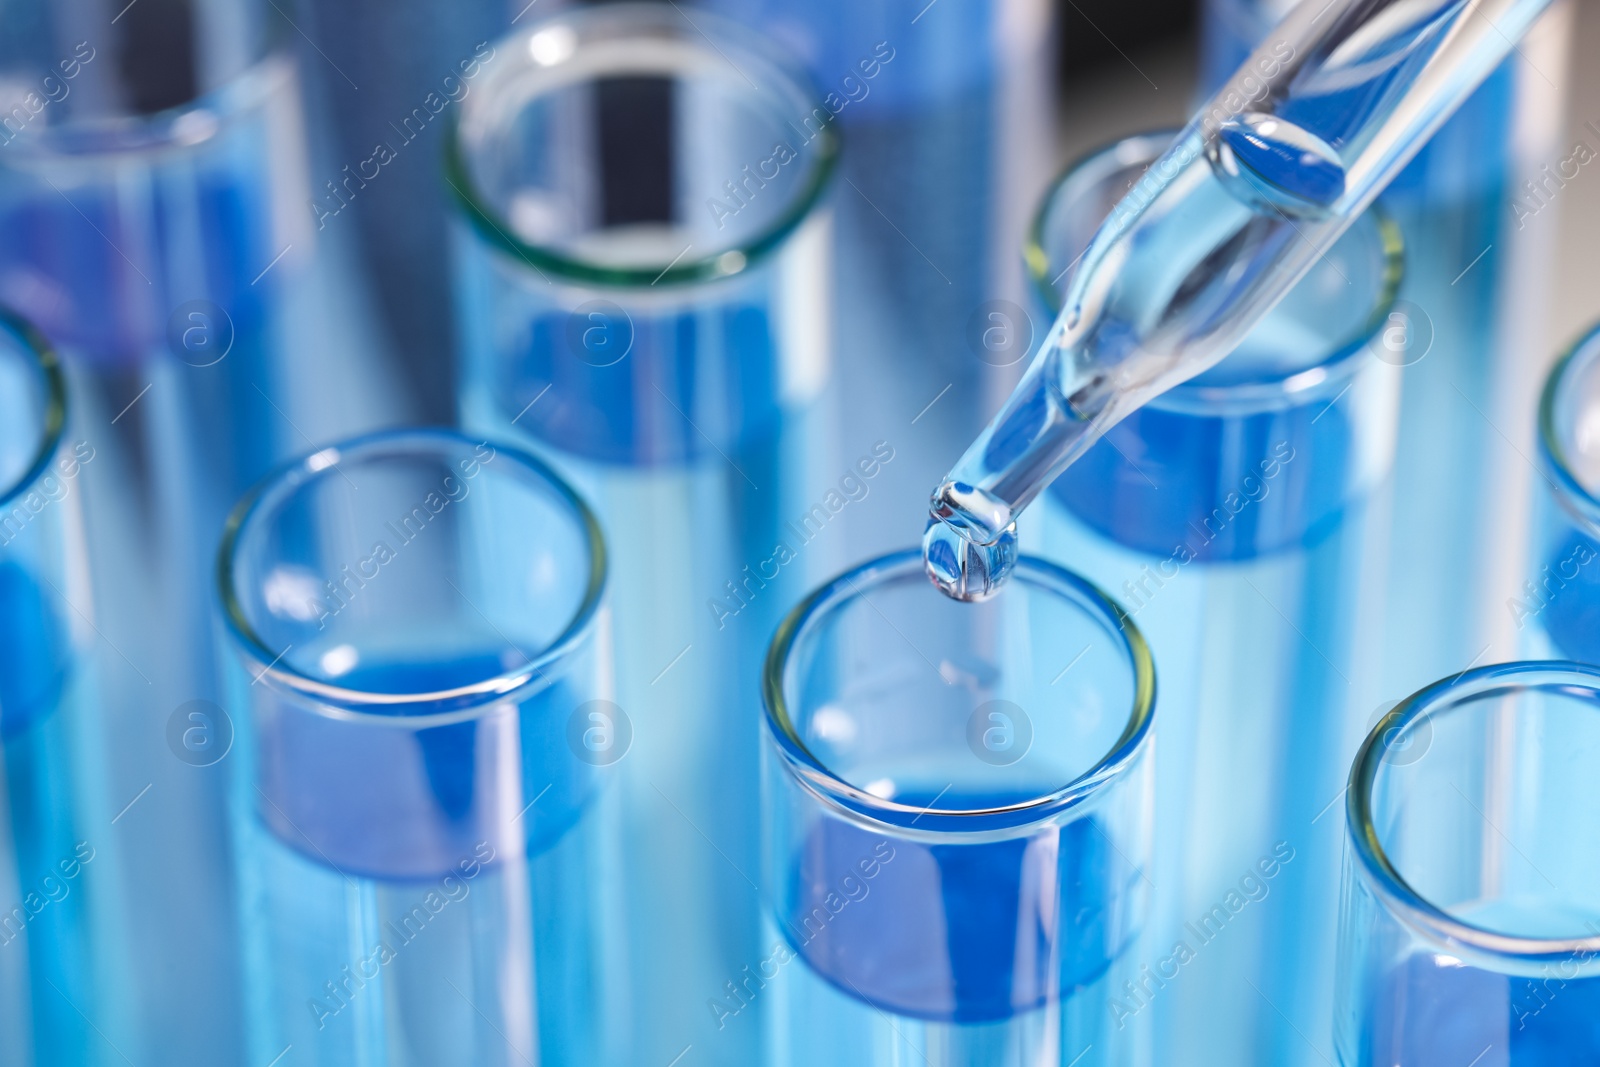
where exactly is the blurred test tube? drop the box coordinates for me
[761,551,1156,1067]
[296,0,555,421]
[1335,663,1600,1066]
[1198,0,1575,734]
[218,429,616,1066]
[0,2,399,1060]
[450,6,836,1063]
[1032,132,1402,1067]
[1525,323,1600,661]
[0,314,128,1067]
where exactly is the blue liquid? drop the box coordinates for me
[777,792,1125,1025]
[764,795,1141,1067]
[1043,473,1380,1067]
[1529,528,1600,663]
[498,307,782,467]
[0,566,102,1067]
[1051,348,1363,561]
[1352,950,1600,1065]
[1209,114,1346,218]
[924,111,1364,598]
[457,219,827,1065]
[0,58,331,1064]
[237,645,622,1066]
[0,561,67,740]
[1032,210,1394,1065]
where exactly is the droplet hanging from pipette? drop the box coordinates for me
[922,516,1017,602]
[1206,113,1347,219]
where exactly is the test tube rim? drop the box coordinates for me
[0,51,295,161]
[1347,659,1600,968]
[1538,320,1600,539]
[0,309,67,508]
[444,2,840,290]
[762,549,1155,835]
[1025,128,1404,414]
[216,426,608,719]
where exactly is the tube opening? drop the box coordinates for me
[763,551,1154,833]
[1351,662,1600,966]
[449,3,837,288]
[218,428,606,716]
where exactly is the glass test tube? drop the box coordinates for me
[218,429,615,1066]
[1335,661,1600,1066]
[0,314,124,1067]
[699,0,1059,561]
[1199,0,1574,733]
[761,551,1155,1067]
[450,7,835,1064]
[0,8,396,1059]
[1526,324,1600,661]
[297,0,534,421]
[1030,132,1402,1067]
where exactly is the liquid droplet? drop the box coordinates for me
[923,518,1017,603]
[1206,113,1346,219]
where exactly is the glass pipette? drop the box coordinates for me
[924,0,1558,600]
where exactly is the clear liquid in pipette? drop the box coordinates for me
[924,113,1351,601]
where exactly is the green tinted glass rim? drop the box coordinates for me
[762,550,1156,834]
[0,310,67,509]
[443,4,839,289]
[1537,321,1600,537]
[216,428,608,722]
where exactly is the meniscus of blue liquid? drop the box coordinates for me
[923,0,1559,601]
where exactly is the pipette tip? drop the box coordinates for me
[922,516,1017,602]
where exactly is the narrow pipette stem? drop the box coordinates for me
[925,0,1557,600]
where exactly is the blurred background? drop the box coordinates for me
[1,0,1597,1064]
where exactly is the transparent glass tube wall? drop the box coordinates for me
[450,7,836,1064]
[1335,662,1600,1065]
[1527,323,1600,662]
[762,552,1155,1067]
[0,9,397,1060]
[1199,0,1574,729]
[1031,134,1403,1067]
[218,429,615,1066]
[0,315,128,1067]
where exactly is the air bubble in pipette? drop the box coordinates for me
[1206,113,1346,219]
